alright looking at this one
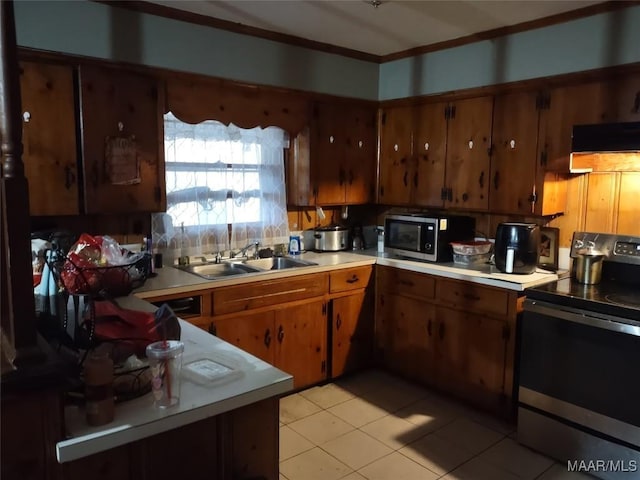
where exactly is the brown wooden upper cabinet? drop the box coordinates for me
[378,105,414,205]
[538,81,612,173]
[443,97,493,211]
[606,72,640,123]
[288,101,376,207]
[79,65,166,214]
[20,61,79,216]
[309,101,376,206]
[379,97,493,211]
[490,91,567,216]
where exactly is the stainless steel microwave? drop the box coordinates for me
[384,214,475,262]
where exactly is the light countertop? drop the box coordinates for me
[136,250,558,297]
[56,295,293,463]
[135,251,377,299]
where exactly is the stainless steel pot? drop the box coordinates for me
[575,248,605,284]
[313,225,348,252]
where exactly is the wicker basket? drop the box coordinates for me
[54,253,150,298]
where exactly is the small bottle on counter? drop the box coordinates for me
[377,226,385,254]
[84,347,115,426]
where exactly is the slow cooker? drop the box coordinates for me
[313,225,349,252]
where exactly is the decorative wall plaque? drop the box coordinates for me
[105,135,140,185]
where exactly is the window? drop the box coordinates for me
[152,113,290,256]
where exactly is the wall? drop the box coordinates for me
[379,5,640,100]
[16,1,640,103]
[14,0,379,100]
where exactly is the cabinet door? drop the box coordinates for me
[412,102,447,207]
[20,61,79,215]
[274,300,327,389]
[607,72,640,123]
[331,291,373,377]
[444,97,493,210]
[312,102,346,205]
[376,291,435,382]
[539,81,611,172]
[79,65,165,213]
[378,106,413,205]
[213,311,275,365]
[344,104,376,204]
[490,92,539,215]
[435,307,506,399]
[618,172,640,236]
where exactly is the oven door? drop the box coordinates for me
[519,299,640,448]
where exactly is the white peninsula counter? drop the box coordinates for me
[55,295,293,480]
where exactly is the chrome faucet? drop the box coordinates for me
[231,241,261,260]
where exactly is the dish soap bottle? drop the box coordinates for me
[178,223,189,266]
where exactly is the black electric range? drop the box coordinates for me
[519,232,640,479]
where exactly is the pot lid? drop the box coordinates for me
[576,247,605,257]
[315,224,348,232]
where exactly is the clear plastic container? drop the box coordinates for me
[450,241,493,255]
[453,252,491,265]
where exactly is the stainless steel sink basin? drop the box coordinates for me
[176,262,262,279]
[175,256,318,279]
[240,257,318,271]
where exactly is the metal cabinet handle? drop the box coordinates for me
[403,171,408,186]
[277,325,284,343]
[398,279,414,287]
[346,275,359,284]
[336,314,342,330]
[479,171,485,188]
[64,165,76,190]
[264,328,271,347]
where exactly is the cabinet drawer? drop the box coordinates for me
[377,267,435,300]
[330,266,372,293]
[436,279,509,317]
[213,273,329,315]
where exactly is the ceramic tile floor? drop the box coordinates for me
[279,369,593,480]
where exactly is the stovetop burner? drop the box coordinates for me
[604,294,640,308]
[527,277,640,323]
[527,231,640,323]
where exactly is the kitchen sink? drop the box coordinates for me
[176,262,262,279]
[175,256,318,279]
[242,257,318,270]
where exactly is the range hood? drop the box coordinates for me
[570,122,640,173]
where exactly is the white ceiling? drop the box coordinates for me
[148,0,603,57]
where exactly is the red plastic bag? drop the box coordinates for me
[93,301,180,357]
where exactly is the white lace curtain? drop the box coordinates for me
[152,113,290,260]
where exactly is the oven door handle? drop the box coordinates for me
[525,300,640,337]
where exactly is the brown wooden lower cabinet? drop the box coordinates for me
[275,300,327,387]
[61,397,278,480]
[331,290,374,377]
[213,310,276,365]
[210,298,329,389]
[376,265,519,416]
[1,386,278,480]
[200,266,375,388]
